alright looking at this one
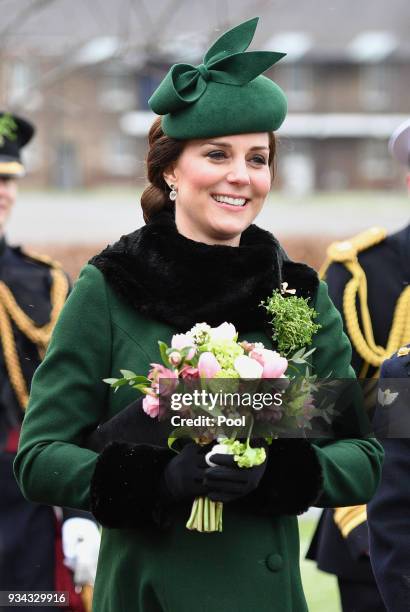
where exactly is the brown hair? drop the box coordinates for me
[141,117,276,223]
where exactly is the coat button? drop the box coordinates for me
[266,553,283,572]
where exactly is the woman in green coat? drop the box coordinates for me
[14,18,383,612]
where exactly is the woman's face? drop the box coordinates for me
[0,177,17,234]
[164,133,272,246]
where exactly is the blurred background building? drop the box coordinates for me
[0,0,409,194]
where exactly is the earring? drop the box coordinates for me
[169,184,177,201]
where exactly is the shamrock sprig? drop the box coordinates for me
[261,283,321,355]
[0,113,17,147]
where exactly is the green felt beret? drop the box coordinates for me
[148,18,287,139]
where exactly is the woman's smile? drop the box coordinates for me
[211,193,250,209]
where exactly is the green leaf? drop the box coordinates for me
[168,436,178,451]
[131,383,151,393]
[128,375,149,385]
[158,341,169,365]
[234,446,266,468]
[120,369,137,379]
[112,378,129,388]
[103,378,119,385]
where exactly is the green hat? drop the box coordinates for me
[148,17,287,139]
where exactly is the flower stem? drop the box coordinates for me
[186,497,223,532]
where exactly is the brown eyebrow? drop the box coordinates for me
[201,141,269,151]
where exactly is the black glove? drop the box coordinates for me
[159,442,209,504]
[204,453,267,503]
[84,398,171,452]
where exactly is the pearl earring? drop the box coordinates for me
[169,184,177,201]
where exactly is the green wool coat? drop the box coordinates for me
[14,263,383,612]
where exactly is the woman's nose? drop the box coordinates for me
[226,161,251,185]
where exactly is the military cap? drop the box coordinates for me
[148,17,287,139]
[388,119,410,168]
[0,112,35,177]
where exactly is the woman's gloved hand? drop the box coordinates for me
[83,397,170,452]
[159,442,209,504]
[204,453,267,503]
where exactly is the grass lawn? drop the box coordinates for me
[298,518,341,612]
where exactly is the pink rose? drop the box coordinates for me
[180,365,200,380]
[234,355,263,378]
[142,393,160,418]
[198,352,221,378]
[249,348,288,379]
[148,363,178,395]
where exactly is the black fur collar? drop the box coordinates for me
[90,209,318,335]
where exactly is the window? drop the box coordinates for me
[7,60,36,104]
[276,64,313,111]
[103,132,136,176]
[280,142,315,195]
[359,139,394,181]
[138,72,163,110]
[359,64,392,111]
[23,139,42,173]
[99,72,136,112]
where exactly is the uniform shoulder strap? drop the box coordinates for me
[319,226,387,276]
[319,227,410,375]
[0,248,70,409]
[19,246,63,269]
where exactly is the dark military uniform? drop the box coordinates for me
[367,118,410,612]
[307,225,410,611]
[0,240,72,603]
[0,112,87,612]
[367,344,410,611]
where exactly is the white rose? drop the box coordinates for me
[208,322,237,342]
[234,355,263,378]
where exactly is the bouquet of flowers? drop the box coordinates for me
[105,283,323,532]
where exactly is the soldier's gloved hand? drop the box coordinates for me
[204,453,267,503]
[380,344,410,379]
[159,442,209,503]
[375,344,410,436]
[62,518,101,586]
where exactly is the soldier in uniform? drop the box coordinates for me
[366,120,410,612]
[0,112,99,611]
[307,119,410,611]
